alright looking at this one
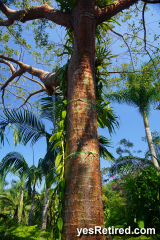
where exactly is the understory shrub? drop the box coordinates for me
[4,225,51,240]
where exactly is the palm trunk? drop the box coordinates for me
[28,186,36,226]
[40,187,51,230]
[142,111,159,168]
[18,186,24,223]
[18,173,25,223]
[62,1,105,239]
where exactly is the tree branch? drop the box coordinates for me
[6,89,32,109]
[103,23,134,70]
[0,2,72,29]
[0,54,62,96]
[142,2,147,50]
[0,59,46,88]
[1,68,25,90]
[0,59,15,73]
[96,0,138,26]
[105,71,141,74]
[16,89,46,110]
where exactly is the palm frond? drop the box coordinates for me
[0,109,49,146]
[97,101,119,134]
[109,156,153,176]
[39,93,63,133]
[0,152,29,177]
[99,135,115,161]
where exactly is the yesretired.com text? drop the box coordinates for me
[77,226,155,237]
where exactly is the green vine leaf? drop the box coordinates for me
[55,151,63,168]
[57,218,63,231]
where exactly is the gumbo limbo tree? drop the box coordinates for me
[0,0,159,239]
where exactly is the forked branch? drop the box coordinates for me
[96,0,138,26]
[0,54,62,104]
[0,2,72,28]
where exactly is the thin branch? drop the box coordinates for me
[1,68,25,91]
[142,3,147,50]
[105,71,141,74]
[2,89,5,109]
[103,22,134,70]
[21,74,45,88]
[8,84,30,94]
[15,75,22,83]
[0,2,72,29]
[6,89,32,109]
[16,89,46,110]
[123,33,159,50]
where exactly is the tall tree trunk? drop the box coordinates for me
[62,1,105,239]
[28,187,36,226]
[18,186,24,223]
[142,111,159,168]
[40,187,51,230]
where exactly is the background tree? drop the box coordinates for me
[104,68,160,168]
[0,152,29,223]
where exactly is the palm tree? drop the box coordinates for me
[39,148,57,230]
[104,70,160,168]
[0,180,29,220]
[0,152,29,222]
[27,164,43,226]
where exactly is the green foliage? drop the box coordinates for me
[0,218,19,230]
[55,0,113,13]
[95,0,113,8]
[125,166,160,234]
[4,225,50,240]
[103,179,128,230]
[103,167,160,239]
[112,236,154,240]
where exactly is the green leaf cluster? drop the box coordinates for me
[125,166,160,233]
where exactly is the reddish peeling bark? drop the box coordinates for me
[62,0,105,239]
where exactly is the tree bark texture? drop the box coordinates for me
[40,187,51,230]
[142,111,159,168]
[62,0,105,239]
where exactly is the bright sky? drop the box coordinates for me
[1,2,160,190]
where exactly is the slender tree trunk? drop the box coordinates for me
[18,186,24,223]
[28,187,36,226]
[49,205,52,229]
[142,111,159,168]
[13,206,18,219]
[40,187,51,230]
[62,1,105,239]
